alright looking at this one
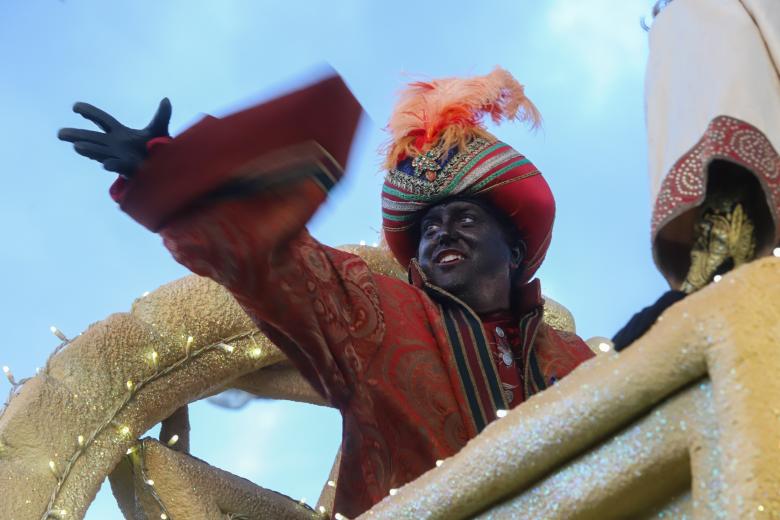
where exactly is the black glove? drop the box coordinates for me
[612,290,687,351]
[58,98,171,178]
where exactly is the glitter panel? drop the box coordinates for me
[477,381,710,519]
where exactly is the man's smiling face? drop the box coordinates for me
[416,199,523,314]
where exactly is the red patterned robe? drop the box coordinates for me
[119,145,594,518]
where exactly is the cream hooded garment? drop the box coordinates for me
[646,0,780,287]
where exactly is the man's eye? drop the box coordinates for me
[460,215,475,224]
[423,223,439,234]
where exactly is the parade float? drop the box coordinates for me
[2,0,779,518]
[0,250,778,519]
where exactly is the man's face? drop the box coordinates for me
[417,200,521,311]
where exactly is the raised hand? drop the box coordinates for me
[58,98,171,178]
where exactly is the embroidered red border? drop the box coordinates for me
[652,115,780,243]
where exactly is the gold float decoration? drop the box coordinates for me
[363,257,780,519]
[4,248,776,519]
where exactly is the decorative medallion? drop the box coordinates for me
[411,146,444,182]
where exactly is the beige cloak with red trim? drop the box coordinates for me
[646,0,780,287]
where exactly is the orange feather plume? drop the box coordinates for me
[384,67,541,168]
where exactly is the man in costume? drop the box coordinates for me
[59,68,594,517]
[613,0,780,350]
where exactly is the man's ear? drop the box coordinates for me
[509,241,526,270]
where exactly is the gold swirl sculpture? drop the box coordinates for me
[3,247,777,519]
[680,193,757,294]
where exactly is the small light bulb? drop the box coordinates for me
[318,505,327,514]
[160,514,168,520]
[126,446,137,455]
[249,347,263,359]
[773,247,780,257]
[48,460,57,475]
[142,291,150,297]
[50,326,68,342]
[327,480,336,487]
[598,342,612,353]
[185,335,194,355]
[299,498,307,505]
[146,479,155,486]
[77,435,85,447]
[220,343,235,353]
[118,425,131,437]
[1,366,12,385]
[126,380,135,392]
[713,274,723,283]
[334,514,347,520]
[435,459,443,467]
[167,435,179,447]
[496,409,508,418]
[389,488,398,496]
[149,351,159,368]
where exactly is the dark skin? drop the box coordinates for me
[417,200,524,315]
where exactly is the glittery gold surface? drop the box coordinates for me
[0,274,285,520]
[113,438,318,519]
[478,381,706,519]
[541,297,576,333]
[0,245,407,519]
[338,244,407,280]
[686,375,725,519]
[4,250,776,520]
[647,491,692,519]
[361,257,780,519]
[316,447,342,518]
[229,362,327,406]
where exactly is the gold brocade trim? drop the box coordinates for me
[680,194,757,293]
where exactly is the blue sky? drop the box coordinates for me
[0,1,666,517]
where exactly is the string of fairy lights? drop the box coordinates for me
[1,320,350,519]
[128,440,173,520]
[3,320,273,519]
[49,327,268,519]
